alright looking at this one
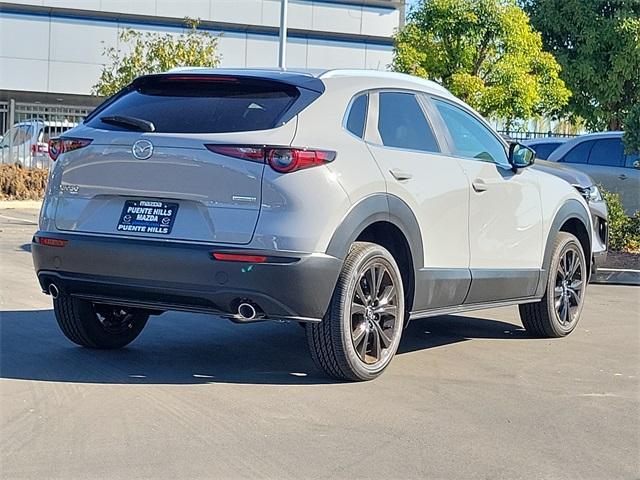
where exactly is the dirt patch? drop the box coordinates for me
[603,251,640,270]
[0,164,48,200]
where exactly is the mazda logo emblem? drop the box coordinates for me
[132,139,153,159]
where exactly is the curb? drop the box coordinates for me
[0,200,43,209]
[591,268,640,286]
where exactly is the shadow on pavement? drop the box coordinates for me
[0,308,525,386]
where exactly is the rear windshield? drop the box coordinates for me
[85,76,300,134]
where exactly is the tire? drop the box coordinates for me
[53,295,149,349]
[306,242,405,381]
[519,232,587,338]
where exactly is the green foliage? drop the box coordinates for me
[393,0,571,126]
[93,19,221,97]
[601,188,640,253]
[623,105,640,155]
[524,1,640,132]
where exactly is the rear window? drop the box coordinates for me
[86,76,301,134]
[530,142,561,160]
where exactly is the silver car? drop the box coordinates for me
[33,69,594,380]
[545,132,640,214]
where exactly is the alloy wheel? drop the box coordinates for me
[554,246,584,327]
[350,262,400,365]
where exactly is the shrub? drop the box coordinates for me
[0,164,48,200]
[601,187,640,253]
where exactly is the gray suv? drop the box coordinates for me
[33,69,595,381]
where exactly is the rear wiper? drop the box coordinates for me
[100,115,155,132]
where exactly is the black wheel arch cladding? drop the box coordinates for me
[536,199,592,297]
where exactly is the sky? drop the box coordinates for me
[405,0,421,14]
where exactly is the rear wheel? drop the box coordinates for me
[306,242,405,381]
[519,232,587,337]
[53,295,149,349]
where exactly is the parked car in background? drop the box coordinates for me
[523,137,568,160]
[546,132,639,214]
[33,69,594,381]
[0,119,77,168]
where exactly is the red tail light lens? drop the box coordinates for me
[31,143,48,154]
[205,144,336,173]
[212,252,267,263]
[267,148,335,173]
[48,137,92,161]
[205,145,265,162]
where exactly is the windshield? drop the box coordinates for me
[0,125,33,147]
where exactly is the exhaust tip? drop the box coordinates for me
[48,283,60,299]
[237,302,257,320]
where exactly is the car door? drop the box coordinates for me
[622,151,640,214]
[429,97,543,304]
[364,90,471,311]
[585,139,639,215]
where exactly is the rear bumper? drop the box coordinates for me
[32,232,342,321]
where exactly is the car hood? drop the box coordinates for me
[532,159,594,188]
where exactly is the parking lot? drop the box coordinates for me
[1,206,638,480]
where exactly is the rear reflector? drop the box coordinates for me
[205,144,336,173]
[49,137,92,161]
[35,236,68,247]
[212,252,268,263]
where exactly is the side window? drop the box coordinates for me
[345,94,368,138]
[562,140,594,164]
[433,99,507,165]
[530,142,560,160]
[625,151,639,169]
[377,92,439,152]
[588,139,624,167]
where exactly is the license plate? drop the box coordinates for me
[117,200,179,235]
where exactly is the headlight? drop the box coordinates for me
[587,185,602,202]
[575,185,602,203]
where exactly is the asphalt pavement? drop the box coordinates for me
[1,207,638,480]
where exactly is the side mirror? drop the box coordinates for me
[508,143,536,171]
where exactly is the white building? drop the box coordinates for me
[0,0,403,106]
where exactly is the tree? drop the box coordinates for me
[523,1,640,133]
[393,0,571,130]
[93,19,221,97]
[623,105,640,154]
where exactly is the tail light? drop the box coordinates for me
[48,137,92,161]
[204,144,336,173]
[266,148,335,173]
[205,145,264,162]
[31,143,48,155]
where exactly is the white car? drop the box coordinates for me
[33,69,594,381]
[546,132,640,214]
[0,119,77,168]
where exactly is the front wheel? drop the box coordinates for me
[53,295,149,349]
[306,242,405,381]
[519,232,587,337]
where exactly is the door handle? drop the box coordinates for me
[390,169,413,181]
[472,179,489,192]
[619,174,628,180]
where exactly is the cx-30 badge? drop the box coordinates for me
[132,139,154,159]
